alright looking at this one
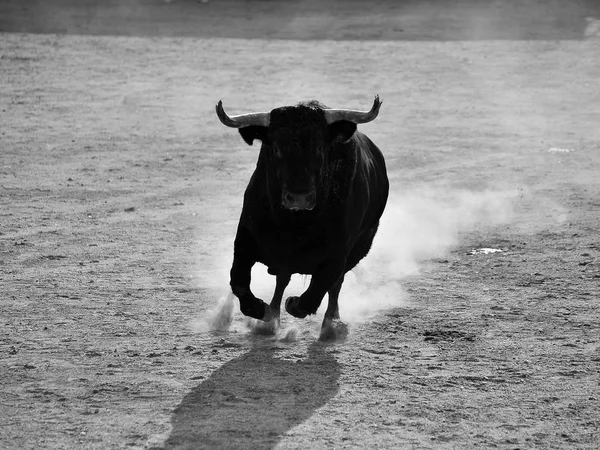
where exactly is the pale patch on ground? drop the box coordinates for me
[468,248,506,255]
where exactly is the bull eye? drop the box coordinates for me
[272,146,282,158]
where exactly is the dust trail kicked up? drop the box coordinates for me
[338,188,517,321]
[189,292,234,333]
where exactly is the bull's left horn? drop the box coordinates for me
[323,95,382,124]
[215,100,271,128]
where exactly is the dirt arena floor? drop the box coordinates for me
[1,1,600,448]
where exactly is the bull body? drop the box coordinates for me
[216,97,389,338]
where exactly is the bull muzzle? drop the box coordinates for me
[282,188,316,211]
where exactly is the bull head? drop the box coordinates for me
[216,96,382,212]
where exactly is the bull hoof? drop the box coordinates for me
[319,318,348,342]
[240,298,273,322]
[285,296,309,319]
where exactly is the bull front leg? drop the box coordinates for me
[285,258,346,319]
[251,273,291,335]
[230,224,273,322]
[319,274,349,341]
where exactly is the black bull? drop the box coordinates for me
[216,96,389,337]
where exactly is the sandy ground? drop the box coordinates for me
[1,1,600,449]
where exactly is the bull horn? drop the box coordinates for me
[323,95,382,124]
[215,100,270,128]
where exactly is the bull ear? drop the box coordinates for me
[238,126,268,146]
[327,121,357,143]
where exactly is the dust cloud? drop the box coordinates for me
[189,291,234,333]
[194,187,516,332]
[337,187,517,322]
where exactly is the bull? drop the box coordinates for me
[215,96,389,339]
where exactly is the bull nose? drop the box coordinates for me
[282,189,315,211]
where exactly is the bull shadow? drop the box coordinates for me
[159,340,340,449]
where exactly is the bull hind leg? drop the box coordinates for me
[318,224,379,342]
[252,273,290,336]
[319,275,349,342]
[270,273,291,316]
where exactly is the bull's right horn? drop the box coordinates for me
[215,100,271,128]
